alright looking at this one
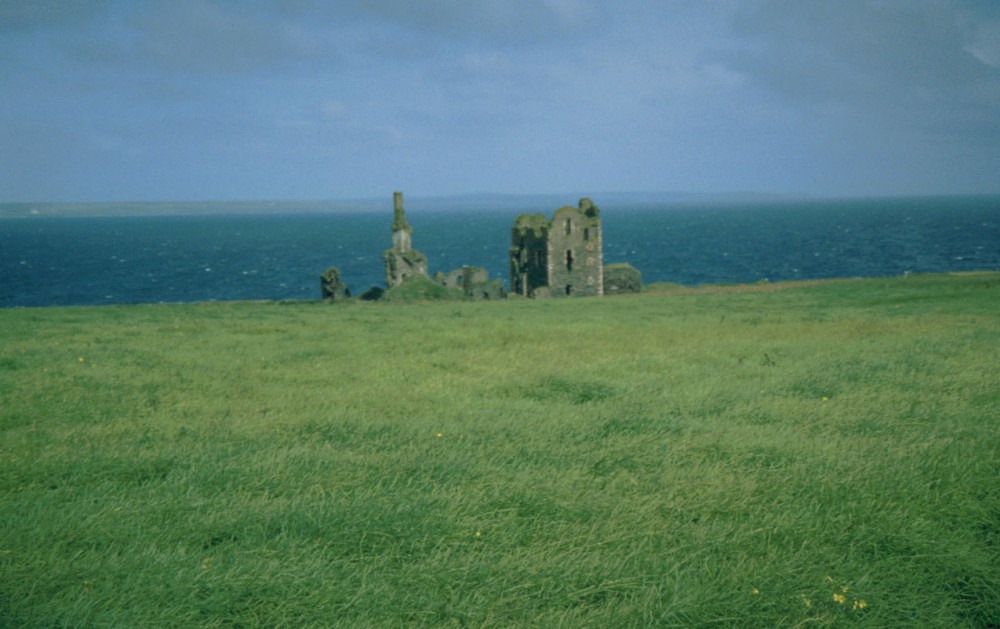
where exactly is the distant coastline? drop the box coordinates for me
[2,192,998,219]
[0,191,938,219]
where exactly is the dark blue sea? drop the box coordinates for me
[2,196,998,308]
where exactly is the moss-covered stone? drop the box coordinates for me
[383,192,428,287]
[510,198,603,298]
[603,263,642,295]
[434,266,504,299]
[512,213,550,238]
[320,267,349,301]
[382,275,465,302]
[391,191,412,233]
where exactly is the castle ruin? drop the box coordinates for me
[509,198,603,297]
[382,191,428,288]
[325,192,631,301]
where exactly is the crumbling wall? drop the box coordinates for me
[383,249,428,288]
[320,267,350,301]
[509,214,549,297]
[545,198,603,297]
[382,191,428,288]
[435,266,505,300]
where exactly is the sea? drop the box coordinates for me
[2,196,998,308]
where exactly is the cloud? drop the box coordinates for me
[729,0,989,102]
[0,0,110,32]
[1,0,997,201]
[723,0,1000,150]
[121,1,329,75]
[317,0,602,44]
[964,20,1000,68]
[712,1,999,195]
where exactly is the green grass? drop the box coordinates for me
[2,272,998,627]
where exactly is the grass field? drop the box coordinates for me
[1,273,998,626]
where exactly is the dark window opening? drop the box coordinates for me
[535,250,544,265]
[565,284,573,295]
[565,249,573,271]
[583,228,590,241]
[565,218,572,235]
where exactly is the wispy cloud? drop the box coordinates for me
[1,0,997,201]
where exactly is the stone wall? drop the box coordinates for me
[320,267,349,301]
[382,191,428,288]
[547,200,602,297]
[435,266,504,299]
[509,214,550,297]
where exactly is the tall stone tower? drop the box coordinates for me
[509,198,603,297]
[382,191,428,288]
[548,198,603,297]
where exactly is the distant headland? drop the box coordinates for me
[0,191,808,219]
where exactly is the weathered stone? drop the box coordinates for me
[603,263,642,295]
[383,274,464,302]
[509,198,603,297]
[475,279,507,300]
[382,192,428,288]
[435,266,505,300]
[320,267,349,301]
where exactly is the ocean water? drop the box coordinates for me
[2,196,998,308]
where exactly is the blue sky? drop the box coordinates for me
[2,0,998,202]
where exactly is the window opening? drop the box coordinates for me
[565,249,573,271]
[565,284,573,295]
[565,218,572,235]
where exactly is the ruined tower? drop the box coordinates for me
[509,198,603,297]
[382,192,428,288]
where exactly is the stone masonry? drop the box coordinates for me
[509,198,603,297]
[382,191,428,288]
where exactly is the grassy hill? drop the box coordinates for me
[2,273,998,626]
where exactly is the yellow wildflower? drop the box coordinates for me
[435,433,443,438]
[800,593,811,607]
[751,587,760,595]
[853,599,867,610]
[833,593,846,604]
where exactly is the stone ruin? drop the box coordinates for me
[433,266,506,300]
[322,192,640,301]
[509,198,604,297]
[380,191,505,299]
[382,191,428,288]
[320,266,349,301]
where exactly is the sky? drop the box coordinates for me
[1,0,999,203]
